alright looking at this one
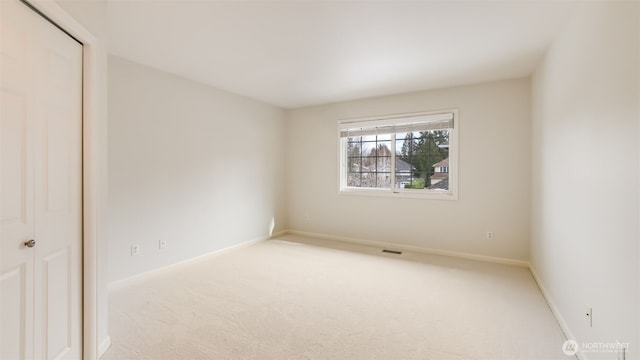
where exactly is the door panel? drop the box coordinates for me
[1,91,28,224]
[31,2,83,358]
[1,265,32,360]
[45,109,71,213]
[43,248,72,359]
[1,2,35,358]
[33,10,82,360]
[1,0,83,359]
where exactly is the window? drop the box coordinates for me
[338,110,457,199]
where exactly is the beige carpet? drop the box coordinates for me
[102,235,569,360]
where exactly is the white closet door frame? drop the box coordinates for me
[22,1,101,359]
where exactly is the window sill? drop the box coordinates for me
[339,187,458,201]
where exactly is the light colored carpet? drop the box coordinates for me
[102,235,568,360]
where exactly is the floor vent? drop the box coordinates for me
[382,249,403,255]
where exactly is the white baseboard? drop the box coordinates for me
[98,336,111,359]
[528,264,582,359]
[108,235,270,291]
[280,229,529,267]
[269,230,288,239]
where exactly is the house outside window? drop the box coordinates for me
[338,110,458,200]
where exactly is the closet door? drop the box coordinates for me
[1,0,36,356]
[1,0,83,359]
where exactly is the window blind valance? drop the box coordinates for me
[339,112,454,138]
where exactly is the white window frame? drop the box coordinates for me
[337,109,458,200]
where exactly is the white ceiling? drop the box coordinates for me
[107,1,576,109]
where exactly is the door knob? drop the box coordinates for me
[24,239,36,248]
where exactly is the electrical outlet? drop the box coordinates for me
[131,244,140,256]
[159,239,167,250]
[585,306,592,327]
[486,231,494,240]
[304,214,309,221]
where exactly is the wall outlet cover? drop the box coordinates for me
[585,306,592,327]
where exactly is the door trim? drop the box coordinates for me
[20,1,102,359]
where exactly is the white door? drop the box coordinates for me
[1,0,83,359]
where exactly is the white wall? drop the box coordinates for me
[531,2,639,359]
[108,56,286,282]
[286,78,531,261]
[53,0,110,355]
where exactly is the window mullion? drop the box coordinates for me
[359,136,363,187]
[391,133,396,191]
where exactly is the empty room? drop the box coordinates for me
[1,1,638,359]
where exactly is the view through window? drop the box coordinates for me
[339,112,456,197]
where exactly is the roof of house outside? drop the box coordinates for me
[432,158,449,168]
[395,158,415,172]
[428,178,449,190]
